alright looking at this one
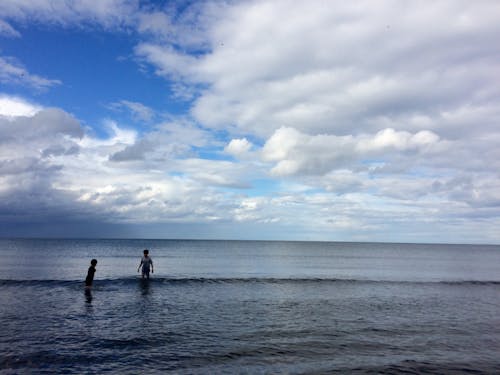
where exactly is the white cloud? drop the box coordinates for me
[0,19,20,37]
[0,95,42,117]
[224,138,252,157]
[134,1,500,144]
[137,11,173,38]
[0,57,61,89]
[135,43,198,79]
[0,0,138,29]
[109,100,155,122]
[126,0,500,242]
[355,128,439,153]
[317,170,365,195]
[261,127,442,176]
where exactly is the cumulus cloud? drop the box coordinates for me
[0,105,86,222]
[134,1,500,145]
[109,120,211,162]
[0,108,83,189]
[125,0,500,241]
[0,102,250,228]
[224,138,252,157]
[0,107,83,147]
[4,109,257,223]
[0,97,498,241]
[261,127,442,176]
[0,95,42,117]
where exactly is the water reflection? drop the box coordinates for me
[139,279,151,296]
[85,287,93,303]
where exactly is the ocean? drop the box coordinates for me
[1,239,499,374]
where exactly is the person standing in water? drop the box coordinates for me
[85,259,98,288]
[137,249,154,279]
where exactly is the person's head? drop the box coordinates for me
[143,249,149,256]
[91,259,97,266]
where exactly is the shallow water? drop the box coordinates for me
[1,239,500,374]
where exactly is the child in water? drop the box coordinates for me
[85,259,98,288]
[137,249,153,279]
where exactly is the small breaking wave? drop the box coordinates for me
[1,277,500,288]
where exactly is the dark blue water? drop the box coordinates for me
[1,239,500,374]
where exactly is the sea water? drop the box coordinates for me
[1,239,499,374]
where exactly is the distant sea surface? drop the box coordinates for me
[1,239,500,374]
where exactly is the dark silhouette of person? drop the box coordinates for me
[85,259,98,288]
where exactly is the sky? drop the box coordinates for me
[0,0,500,243]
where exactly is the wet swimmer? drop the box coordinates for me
[85,259,98,288]
[138,249,154,279]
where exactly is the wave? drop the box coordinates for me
[1,277,500,288]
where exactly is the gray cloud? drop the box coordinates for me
[109,120,211,162]
[0,108,95,226]
[0,104,255,230]
[0,108,83,143]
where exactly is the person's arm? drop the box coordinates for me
[137,259,143,272]
[151,259,154,273]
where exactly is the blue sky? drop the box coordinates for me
[1,0,500,243]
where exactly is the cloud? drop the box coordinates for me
[224,138,252,157]
[0,107,83,146]
[109,100,155,122]
[1,109,255,224]
[134,1,500,142]
[134,43,198,79]
[316,170,365,195]
[0,19,20,37]
[0,98,498,242]
[0,95,42,117]
[261,127,441,176]
[109,119,211,162]
[125,1,500,242]
[137,11,173,39]
[0,107,83,199]
[1,2,500,242]
[0,57,62,90]
[0,0,138,29]
[0,103,244,227]
[0,105,86,224]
